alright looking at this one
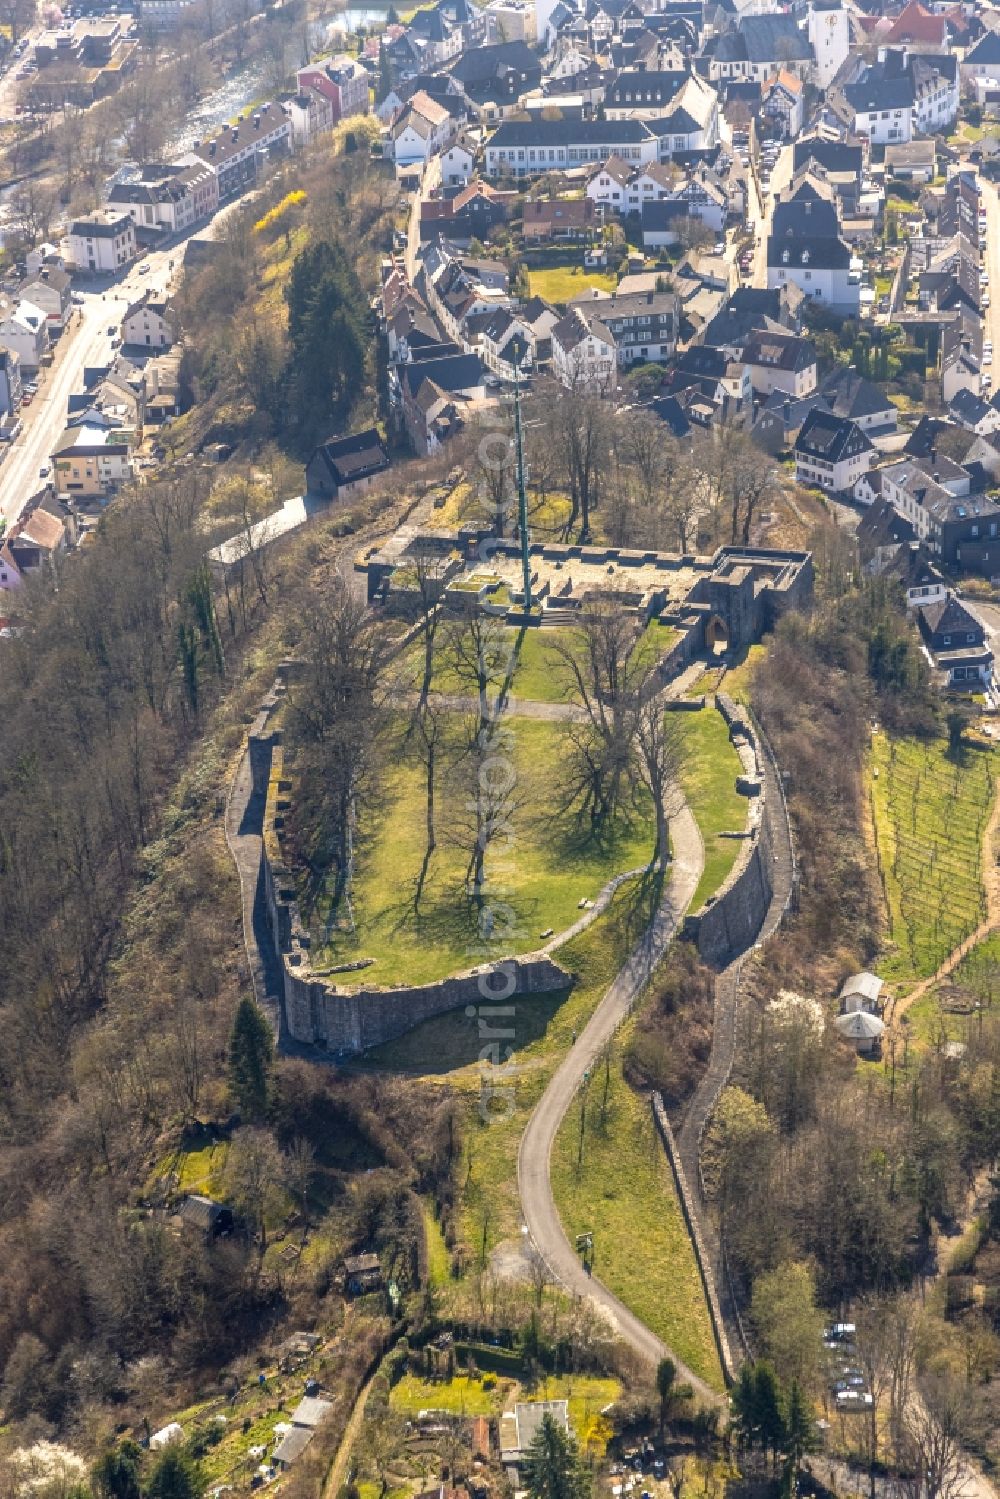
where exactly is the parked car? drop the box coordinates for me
[38,464,49,478]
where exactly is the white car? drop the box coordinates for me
[985,351,993,366]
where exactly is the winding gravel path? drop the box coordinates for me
[516,800,721,1399]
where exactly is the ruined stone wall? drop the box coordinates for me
[652,1095,736,1385]
[683,696,774,968]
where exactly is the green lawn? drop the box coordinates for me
[527,265,618,304]
[631,620,680,674]
[309,716,658,986]
[364,866,720,1376]
[550,1042,725,1392]
[678,706,748,911]
[423,1203,452,1288]
[870,733,999,986]
[534,1374,622,1446]
[364,874,663,1255]
[389,1373,501,1416]
[947,928,1000,1004]
[908,928,1000,1046]
[395,623,681,706]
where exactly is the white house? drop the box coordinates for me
[551,306,616,392]
[285,84,335,147]
[586,157,681,214]
[0,300,49,372]
[794,408,875,492]
[741,331,817,398]
[68,211,137,275]
[122,292,178,349]
[441,134,477,186]
[389,91,456,165]
[844,50,959,145]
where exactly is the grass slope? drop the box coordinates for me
[550,1042,724,1392]
[678,706,748,911]
[870,732,999,986]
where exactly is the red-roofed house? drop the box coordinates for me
[885,1,946,49]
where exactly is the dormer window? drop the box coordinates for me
[801,249,810,264]
[782,249,790,264]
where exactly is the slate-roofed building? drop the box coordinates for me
[305,429,390,501]
[484,118,658,175]
[917,593,993,688]
[707,13,813,84]
[820,365,898,433]
[794,408,874,492]
[447,40,542,107]
[741,330,817,398]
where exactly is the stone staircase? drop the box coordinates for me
[538,607,581,626]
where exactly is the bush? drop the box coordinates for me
[624,944,716,1107]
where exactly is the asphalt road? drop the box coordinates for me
[0,23,42,119]
[0,243,180,529]
[751,142,793,291]
[0,193,248,531]
[516,799,724,1403]
[980,176,1000,385]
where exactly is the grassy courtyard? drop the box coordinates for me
[550,1039,725,1392]
[310,715,659,987]
[870,732,1000,986]
[394,621,682,706]
[677,706,748,911]
[527,264,619,304]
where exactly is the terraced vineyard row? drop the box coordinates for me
[870,733,1000,985]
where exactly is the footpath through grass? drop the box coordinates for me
[550,1037,725,1392]
[870,732,1000,987]
[365,872,722,1380]
[678,706,748,911]
[364,875,660,1247]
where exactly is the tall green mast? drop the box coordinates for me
[513,352,531,613]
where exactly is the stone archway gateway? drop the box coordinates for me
[706,613,729,654]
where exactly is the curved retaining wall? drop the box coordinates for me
[250,695,570,1056]
[652,1095,737,1385]
[682,694,774,968]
